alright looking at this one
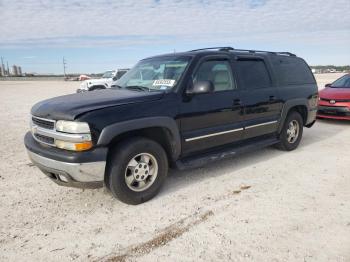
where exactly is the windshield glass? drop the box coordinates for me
[331,74,350,88]
[114,56,191,91]
[102,71,114,78]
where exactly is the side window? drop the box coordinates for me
[194,60,235,92]
[272,57,315,85]
[237,59,272,89]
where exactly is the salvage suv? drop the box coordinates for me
[77,69,129,92]
[25,47,318,204]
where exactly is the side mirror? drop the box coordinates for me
[112,76,118,81]
[186,80,214,95]
[325,83,332,87]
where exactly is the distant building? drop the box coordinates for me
[12,65,19,76]
[0,65,5,76]
[17,66,22,76]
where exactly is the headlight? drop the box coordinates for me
[79,82,89,89]
[55,121,92,151]
[56,120,90,134]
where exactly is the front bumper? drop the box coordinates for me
[24,132,107,189]
[317,103,350,120]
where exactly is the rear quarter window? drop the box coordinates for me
[272,57,315,85]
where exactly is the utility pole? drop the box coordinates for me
[63,57,67,78]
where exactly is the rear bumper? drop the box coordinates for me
[24,132,106,188]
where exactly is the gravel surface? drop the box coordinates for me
[0,74,349,261]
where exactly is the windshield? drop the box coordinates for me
[114,56,191,91]
[331,74,350,88]
[102,71,114,78]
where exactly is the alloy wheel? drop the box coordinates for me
[124,153,158,192]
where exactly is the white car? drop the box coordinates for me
[77,69,128,93]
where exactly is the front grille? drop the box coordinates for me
[320,98,350,103]
[34,133,55,145]
[32,117,55,130]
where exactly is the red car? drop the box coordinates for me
[317,74,350,120]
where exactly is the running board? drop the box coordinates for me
[175,137,279,170]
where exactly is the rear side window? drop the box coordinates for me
[236,59,272,89]
[272,57,315,85]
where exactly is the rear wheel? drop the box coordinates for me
[107,137,168,204]
[276,111,303,151]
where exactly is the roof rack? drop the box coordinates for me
[188,47,296,57]
[189,47,234,52]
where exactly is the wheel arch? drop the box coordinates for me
[97,117,181,162]
[278,99,309,133]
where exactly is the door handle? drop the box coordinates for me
[269,96,277,102]
[233,99,242,106]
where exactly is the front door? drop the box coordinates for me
[179,57,244,155]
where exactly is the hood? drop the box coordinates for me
[31,89,164,120]
[319,87,350,100]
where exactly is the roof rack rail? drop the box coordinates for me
[189,47,234,52]
[230,48,296,57]
[188,47,296,57]
[275,52,296,57]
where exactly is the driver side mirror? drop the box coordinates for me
[325,83,332,87]
[186,80,214,95]
[112,76,118,81]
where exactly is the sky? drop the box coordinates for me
[0,0,349,74]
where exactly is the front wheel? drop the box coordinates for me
[275,111,303,151]
[107,138,168,205]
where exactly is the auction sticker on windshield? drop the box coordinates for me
[153,79,176,87]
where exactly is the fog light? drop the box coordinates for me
[58,174,69,183]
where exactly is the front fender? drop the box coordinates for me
[97,117,181,159]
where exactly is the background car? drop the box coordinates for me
[317,74,350,120]
[77,69,129,93]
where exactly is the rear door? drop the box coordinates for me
[234,57,282,139]
[179,56,244,155]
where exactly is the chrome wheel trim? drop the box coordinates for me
[286,120,300,144]
[124,153,158,192]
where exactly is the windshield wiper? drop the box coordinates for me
[125,85,151,92]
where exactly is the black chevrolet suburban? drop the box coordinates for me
[25,47,318,204]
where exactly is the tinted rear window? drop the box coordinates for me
[272,57,315,85]
[236,59,272,89]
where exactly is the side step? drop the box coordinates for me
[175,137,279,170]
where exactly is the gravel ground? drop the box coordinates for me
[0,74,349,262]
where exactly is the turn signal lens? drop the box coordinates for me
[74,141,93,151]
[55,140,93,151]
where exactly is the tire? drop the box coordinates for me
[275,111,303,151]
[107,137,168,205]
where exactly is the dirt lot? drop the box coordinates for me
[0,74,349,261]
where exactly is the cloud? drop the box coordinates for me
[0,0,349,49]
